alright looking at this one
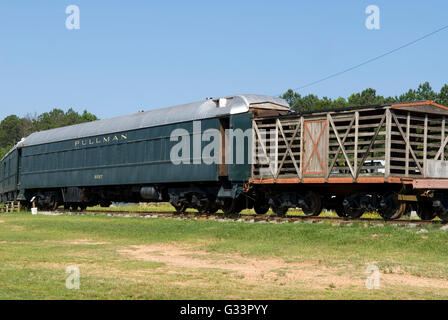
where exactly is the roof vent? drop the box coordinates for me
[218,98,228,108]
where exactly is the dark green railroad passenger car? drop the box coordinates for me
[0,95,289,213]
[0,148,20,202]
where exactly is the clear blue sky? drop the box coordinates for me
[0,0,447,121]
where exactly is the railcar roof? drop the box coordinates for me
[276,100,448,118]
[15,94,288,149]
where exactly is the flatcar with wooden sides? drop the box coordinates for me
[249,100,448,221]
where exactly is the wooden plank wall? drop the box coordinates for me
[252,107,448,181]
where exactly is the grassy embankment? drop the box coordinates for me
[1,209,448,299]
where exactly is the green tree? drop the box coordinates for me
[282,82,448,112]
[397,89,416,103]
[0,115,26,148]
[415,82,437,101]
[0,146,10,160]
[81,110,98,122]
[281,89,302,110]
[333,97,348,108]
[28,108,98,133]
[347,88,393,106]
[0,108,98,159]
[437,84,448,106]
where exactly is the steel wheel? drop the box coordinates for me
[342,196,365,219]
[334,206,349,218]
[254,203,269,215]
[197,206,215,215]
[302,192,323,216]
[433,193,448,222]
[348,208,365,219]
[221,199,241,216]
[417,203,436,221]
[222,199,243,216]
[51,201,59,211]
[221,200,234,216]
[272,205,288,217]
[173,204,187,215]
[208,206,219,215]
[379,194,406,220]
[100,201,111,208]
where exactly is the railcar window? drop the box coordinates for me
[62,151,69,169]
[153,140,162,161]
[110,144,118,165]
[34,155,40,172]
[130,141,144,163]
[81,148,87,168]
[136,141,144,163]
[119,143,127,164]
[56,151,63,169]
[146,140,153,162]
[86,148,96,167]
[97,145,103,165]
[160,138,166,162]
[46,153,53,171]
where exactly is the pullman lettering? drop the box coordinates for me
[74,134,128,147]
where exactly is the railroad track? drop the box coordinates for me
[52,209,447,227]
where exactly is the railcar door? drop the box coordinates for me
[17,149,21,193]
[219,118,229,177]
[228,113,252,182]
[1,161,5,193]
[302,119,328,176]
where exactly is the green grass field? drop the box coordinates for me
[1,210,448,299]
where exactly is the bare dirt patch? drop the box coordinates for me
[118,244,448,290]
[0,240,30,244]
[68,239,110,245]
[8,225,25,231]
[43,239,111,245]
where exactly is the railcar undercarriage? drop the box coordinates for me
[24,182,448,223]
[243,184,448,222]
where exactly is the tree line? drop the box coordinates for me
[1,81,447,160]
[0,109,97,159]
[282,81,448,112]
